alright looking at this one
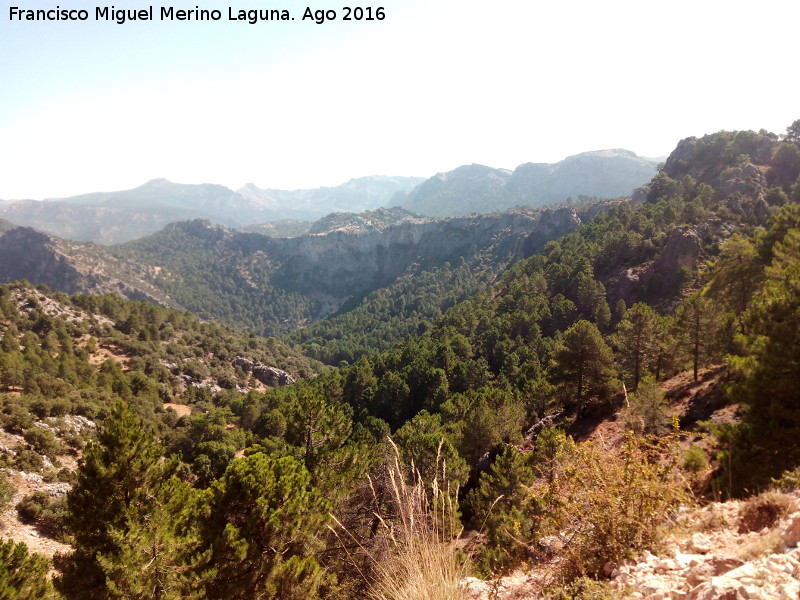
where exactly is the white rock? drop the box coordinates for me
[641,549,658,565]
[778,581,800,600]
[725,562,758,580]
[690,533,712,554]
[781,512,800,548]
[676,552,705,568]
[656,558,678,571]
[459,577,492,598]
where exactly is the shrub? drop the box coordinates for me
[551,432,690,578]
[13,449,44,473]
[772,465,800,492]
[621,379,671,436]
[22,427,63,460]
[16,491,69,540]
[737,491,795,533]
[543,577,623,600]
[2,405,34,434]
[683,445,708,475]
[0,471,14,511]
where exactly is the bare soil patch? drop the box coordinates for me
[88,344,132,369]
[163,402,192,418]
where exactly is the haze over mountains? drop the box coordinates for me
[399,149,660,217]
[0,149,657,244]
[2,123,800,600]
[0,176,424,244]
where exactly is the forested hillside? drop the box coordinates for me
[111,208,581,341]
[2,123,800,599]
[0,207,581,344]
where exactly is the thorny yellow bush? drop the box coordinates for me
[546,430,692,578]
[496,431,691,579]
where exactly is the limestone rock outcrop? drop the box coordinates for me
[233,356,296,386]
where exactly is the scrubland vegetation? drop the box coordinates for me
[2,122,800,598]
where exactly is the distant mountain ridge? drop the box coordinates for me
[398,149,658,217]
[0,149,656,244]
[0,176,424,244]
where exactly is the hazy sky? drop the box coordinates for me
[1,0,798,199]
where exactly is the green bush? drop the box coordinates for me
[621,378,671,436]
[2,405,34,434]
[543,433,689,578]
[16,492,69,540]
[543,577,623,600]
[683,445,708,475]
[13,450,44,473]
[0,471,14,511]
[22,427,63,460]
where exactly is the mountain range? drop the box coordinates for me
[2,123,800,600]
[397,149,660,217]
[0,176,423,244]
[0,149,657,244]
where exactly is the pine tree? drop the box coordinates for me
[611,302,663,391]
[463,445,539,573]
[55,402,169,600]
[673,293,721,381]
[729,228,800,488]
[0,539,57,600]
[551,320,616,412]
[284,386,353,474]
[96,477,206,600]
[707,234,763,334]
[197,452,330,600]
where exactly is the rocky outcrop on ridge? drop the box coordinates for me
[233,357,296,386]
[0,225,167,304]
[608,225,702,307]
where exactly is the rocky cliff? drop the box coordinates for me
[266,207,582,300]
[0,225,164,303]
[0,207,582,339]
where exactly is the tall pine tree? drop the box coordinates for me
[56,402,170,600]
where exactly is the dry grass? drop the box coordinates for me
[691,503,731,532]
[736,530,783,561]
[737,491,796,533]
[332,439,470,600]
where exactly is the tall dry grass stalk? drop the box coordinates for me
[331,439,470,600]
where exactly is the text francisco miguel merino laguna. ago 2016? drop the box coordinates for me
[8,5,387,24]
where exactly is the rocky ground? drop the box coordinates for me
[461,493,800,600]
[0,468,72,558]
[461,366,799,600]
[0,416,91,558]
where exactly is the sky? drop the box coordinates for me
[1,0,798,199]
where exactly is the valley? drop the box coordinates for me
[1,123,799,600]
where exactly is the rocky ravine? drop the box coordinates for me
[0,207,582,335]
